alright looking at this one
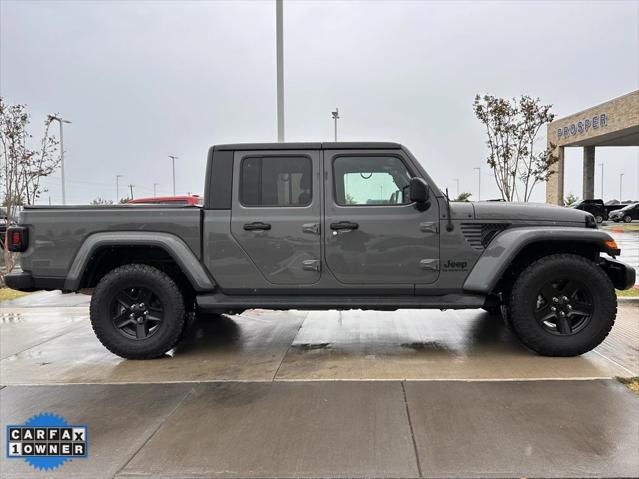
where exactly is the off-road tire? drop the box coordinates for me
[90,264,186,359]
[510,254,616,357]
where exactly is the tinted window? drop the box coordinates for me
[333,156,412,206]
[240,156,312,207]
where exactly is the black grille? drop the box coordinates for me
[460,223,509,250]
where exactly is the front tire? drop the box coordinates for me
[595,215,603,224]
[90,264,186,359]
[509,254,616,356]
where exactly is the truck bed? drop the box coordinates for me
[18,205,202,280]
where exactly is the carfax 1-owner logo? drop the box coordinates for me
[6,413,88,471]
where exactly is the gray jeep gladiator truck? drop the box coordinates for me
[5,142,635,359]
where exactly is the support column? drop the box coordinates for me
[582,146,595,200]
[546,146,565,204]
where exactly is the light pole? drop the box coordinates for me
[598,163,604,199]
[619,173,624,201]
[128,184,135,199]
[331,108,340,141]
[276,0,284,142]
[473,167,481,201]
[116,174,123,202]
[168,155,178,196]
[48,115,71,205]
[153,183,159,197]
[454,178,459,197]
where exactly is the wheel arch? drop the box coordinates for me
[463,227,618,296]
[65,232,215,294]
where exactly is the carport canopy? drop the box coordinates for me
[546,90,639,204]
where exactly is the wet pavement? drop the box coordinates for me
[1,380,638,478]
[605,226,639,285]
[1,297,638,478]
[1,303,637,384]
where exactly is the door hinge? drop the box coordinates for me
[420,259,439,271]
[419,222,439,234]
[302,223,320,235]
[302,259,321,272]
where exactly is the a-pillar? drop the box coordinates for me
[582,146,595,200]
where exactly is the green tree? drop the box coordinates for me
[453,192,472,202]
[473,94,559,202]
[564,192,579,206]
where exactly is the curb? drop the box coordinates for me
[618,296,639,303]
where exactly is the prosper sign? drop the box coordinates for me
[557,113,608,140]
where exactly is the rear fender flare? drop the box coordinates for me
[64,231,215,292]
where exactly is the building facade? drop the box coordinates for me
[546,90,639,204]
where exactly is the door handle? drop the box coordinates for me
[243,221,271,231]
[330,221,359,231]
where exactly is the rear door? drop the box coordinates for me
[230,149,321,285]
[323,149,440,285]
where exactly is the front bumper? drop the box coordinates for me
[600,257,636,290]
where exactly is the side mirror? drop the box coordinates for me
[409,177,430,203]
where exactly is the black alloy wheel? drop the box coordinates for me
[532,278,593,336]
[111,286,164,340]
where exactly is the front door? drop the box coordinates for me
[231,150,321,285]
[323,150,440,285]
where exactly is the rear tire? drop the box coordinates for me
[624,215,632,223]
[595,215,603,224]
[509,254,616,356]
[90,264,186,359]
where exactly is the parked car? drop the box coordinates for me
[571,199,606,223]
[5,142,635,359]
[128,195,203,206]
[605,200,636,217]
[609,203,639,223]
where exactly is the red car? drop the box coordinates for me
[128,195,203,206]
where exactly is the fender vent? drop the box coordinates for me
[460,223,510,250]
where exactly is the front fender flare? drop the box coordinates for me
[463,227,616,294]
[64,231,215,292]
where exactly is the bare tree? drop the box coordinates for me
[473,94,559,202]
[1,97,59,274]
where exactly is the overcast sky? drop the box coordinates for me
[1,0,638,204]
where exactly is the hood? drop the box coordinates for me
[472,201,590,225]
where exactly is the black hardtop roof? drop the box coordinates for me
[213,142,402,151]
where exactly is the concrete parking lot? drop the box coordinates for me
[1,292,638,478]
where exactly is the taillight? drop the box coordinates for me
[6,226,28,252]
